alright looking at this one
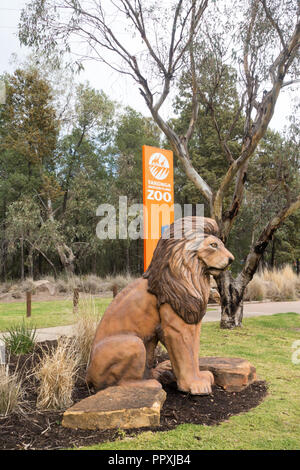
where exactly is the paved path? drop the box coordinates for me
[1,301,299,348]
[204,300,300,322]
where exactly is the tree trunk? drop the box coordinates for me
[125,239,130,274]
[56,243,75,276]
[92,254,97,275]
[215,270,245,329]
[20,237,25,281]
[271,237,276,268]
[1,239,7,282]
[216,194,300,328]
[47,197,75,277]
[28,247,34,279]
[38,252,42,278]
[1,196,7,282]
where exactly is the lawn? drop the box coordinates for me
[0,300,215,332]
[81,313,300,451]
[0,297,112,331]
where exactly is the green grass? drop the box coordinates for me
[0,298,112,331]
[81,313,300,451]
[3,319,37,354]
[0,300,215,332]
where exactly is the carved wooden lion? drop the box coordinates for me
[86,216,234,395]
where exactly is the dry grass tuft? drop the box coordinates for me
[244,276,267,301]
[73,295,100,366]
[0,365,22,416]
[0,273,137,298]
[34,337,80,410]
[245,265,300,301]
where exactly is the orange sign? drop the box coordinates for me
[143,145,174,271]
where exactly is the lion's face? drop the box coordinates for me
[144,216,235,324]
[196,235,234,275]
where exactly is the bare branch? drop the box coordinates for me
[238,193,300,286]
[213,16,300,222]
[281,79,300,88]
[149,107,213,204]
[184,3,200,143]
[260,0,287,50]
[121,0,168,75]
[226,90,247,140]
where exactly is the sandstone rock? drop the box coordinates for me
[199,356,257,392]
[152,357,256,392]
[62,385,166,430]
[33,280,56,295]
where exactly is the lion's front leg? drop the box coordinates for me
[159,304,214,395]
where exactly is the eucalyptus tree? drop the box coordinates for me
[5,197,59,280]
[19,0,300,327]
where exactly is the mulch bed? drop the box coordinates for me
[0,341,268,450]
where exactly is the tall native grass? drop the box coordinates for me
[245,265,300,301]
[0,365,22,416]
[34,337,80,410]
[73,294,101,366]
[0,273,136,298]
[56,273,136,295]
[33,295,100,409]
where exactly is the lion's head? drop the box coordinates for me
[143,216,234,324]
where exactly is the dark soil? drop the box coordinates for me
[0,341,268,450]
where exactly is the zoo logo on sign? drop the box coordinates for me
[143,145,174,271]
[149,152,170,181]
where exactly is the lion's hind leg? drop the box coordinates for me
[86,334,161,391]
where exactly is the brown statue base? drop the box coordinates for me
[62,357,257,431]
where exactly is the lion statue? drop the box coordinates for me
[86,216,234,395]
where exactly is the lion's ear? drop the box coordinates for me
[203,218,219,236]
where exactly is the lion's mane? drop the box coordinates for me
[143,216,219,324]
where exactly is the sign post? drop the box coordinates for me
[143,145,174,271]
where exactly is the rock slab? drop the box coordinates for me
[62,385,166,430]
[152,357,257,392]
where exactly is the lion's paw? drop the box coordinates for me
[178,371,214,395]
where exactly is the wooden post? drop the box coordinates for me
[112,284,118,298]
[73,288,79,313]
[26,291,32,318]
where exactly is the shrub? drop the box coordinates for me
[0,282,13,294]
[3,321,36,355]
[19,278,35,293]
[10,289,23,299]
[80,275,101,294]
[103,274,136,293]
[0,366,22,416]
[245,265,299,302]
[260,265,297,300]
[34,337,80,410]
[56,279,69,293]
[244,275,267,301]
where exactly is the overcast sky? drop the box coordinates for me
[0,0,298,132]
[0,0,150,116]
